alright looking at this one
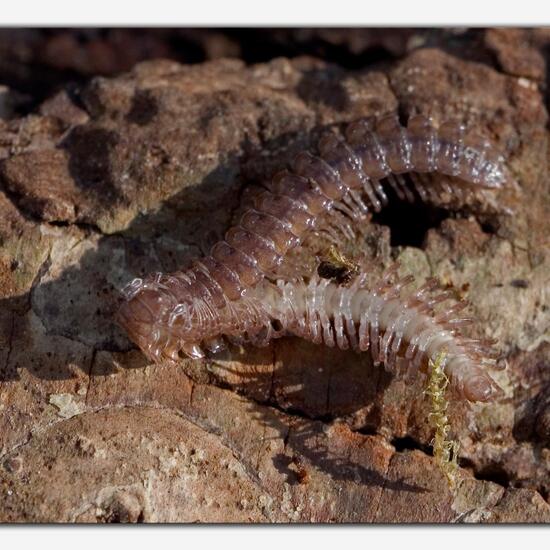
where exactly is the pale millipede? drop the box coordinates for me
[116,114,511,401]
[244,265,504,403]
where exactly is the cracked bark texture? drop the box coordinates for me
[0,28,549,523]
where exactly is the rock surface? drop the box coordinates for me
[0,28,549,523]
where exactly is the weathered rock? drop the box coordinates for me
[484,28,546,81]
[0,33,548,523]
[485,488,550,523]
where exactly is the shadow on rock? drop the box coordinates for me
[246,395,428,494]
[0,125,327,382]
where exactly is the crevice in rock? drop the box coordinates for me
[473,464,511,488]
[371,187,450,248]
[0,172,104,235]
[390,435,433,455]
[84,348,97,406]
[45,219,103,234]
[0,314,16,383]
[355,425,379,437]
[479,218,500,236]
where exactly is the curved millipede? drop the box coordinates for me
[246,265,504,403]
[116,115,510,401]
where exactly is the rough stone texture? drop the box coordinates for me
[484,28,546,81]
[0,29,549,523]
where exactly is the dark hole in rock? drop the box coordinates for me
[371,185,450,248]
[355,425,378,436]
[391,435,432,455]
[480,219,499,235]
[473,464,511,488]
[457,456,475,470]
[538,486,549,502]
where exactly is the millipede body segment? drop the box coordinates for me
[117,115,510,402]
[247,266,504,403]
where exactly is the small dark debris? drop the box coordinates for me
[317,261,355,284]
[510,279,529,289]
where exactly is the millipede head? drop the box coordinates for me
[116,276,209,363]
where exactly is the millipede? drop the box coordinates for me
[116,114,511,403]
[246,265,504,403]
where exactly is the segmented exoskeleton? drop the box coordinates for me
[245,265,504,403]
[117,115,510,401]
